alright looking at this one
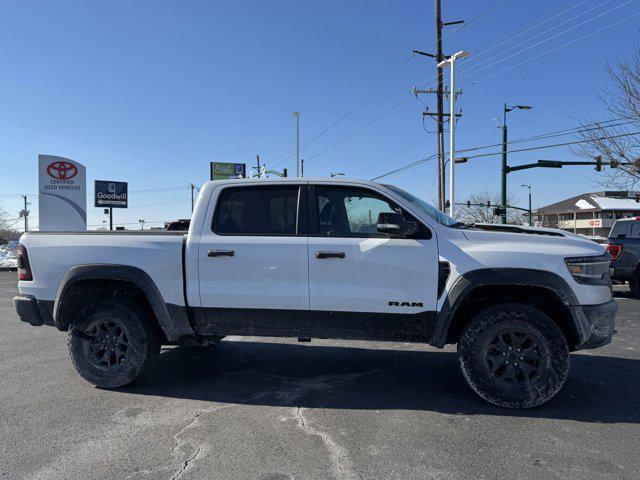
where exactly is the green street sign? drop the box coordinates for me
[210,162,246,180]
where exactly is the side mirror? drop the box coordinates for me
[376,212,417,237]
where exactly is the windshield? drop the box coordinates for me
[383,184,458,227]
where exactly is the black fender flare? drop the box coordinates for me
[429,268,581,348]
[53,264,193,342]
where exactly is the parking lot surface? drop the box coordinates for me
[0,270,638,480]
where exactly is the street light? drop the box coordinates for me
[521,184,532,226]
[438,50,471,218]
[501,103,533,223]
[293,111,301,177]
[138,219,146,230]
[330,172,345,178]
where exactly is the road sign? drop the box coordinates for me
[588,218,602,228]
[211,162,246,180]
[94,180,128,208]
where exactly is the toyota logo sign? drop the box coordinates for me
[47,161,78,180]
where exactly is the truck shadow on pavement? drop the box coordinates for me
[120,340,640,423]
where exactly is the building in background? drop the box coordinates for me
[534,191,640,238]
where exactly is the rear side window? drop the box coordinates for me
[212,186,299,235]
[610,221,633,238]
[631,222,640,238]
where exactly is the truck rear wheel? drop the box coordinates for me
[458,303,569,409]
[629,272,640,298]
[68,298,160,388]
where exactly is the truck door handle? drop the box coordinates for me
[316,251,345,259]
[208,249,235,257]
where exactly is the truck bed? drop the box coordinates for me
[19,231,186,306]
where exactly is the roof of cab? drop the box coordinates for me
[203,177,379,187]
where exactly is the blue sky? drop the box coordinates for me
[0,0,638,229]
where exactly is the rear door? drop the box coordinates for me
[306,184,439,340]
[197,184,309,335]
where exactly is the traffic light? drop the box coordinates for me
[610,159,619,169]
[467,200,471,207]
[594,156,602,172]
[445,200,451,208]
[487,200,491,208]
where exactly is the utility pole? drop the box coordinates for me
[190,184,195,213]
[412,4,463,211]
[301,158,304,178]
[21,195,29,232]
[293,112,301,176]
[256,155,261,178]
[435,0,445,212]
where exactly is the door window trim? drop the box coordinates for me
[211,184,306,237]
[308,185,431,240]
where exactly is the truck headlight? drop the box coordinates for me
[565,254,611,285]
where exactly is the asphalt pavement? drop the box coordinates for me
[0,270,638,480]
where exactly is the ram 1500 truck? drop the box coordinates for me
[13,178,617,408]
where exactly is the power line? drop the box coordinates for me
[442,0,510,39]
[465,131,640,160]
[370,131,640,181]
[371,154,438,181]
[306,101,422,175]
[302,94,416,165]
[462,9,640,88]
[352,136,431,177]
[270,56,418,168]
[459,0,635,85]
[362,118,629,179]
[457,0,617,82]
[412,0,593,89]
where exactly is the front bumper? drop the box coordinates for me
[13,295,55,327]
[570,299,617,350]
[611,266,635,281]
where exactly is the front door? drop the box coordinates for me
[197,184,309,335]
[307,184,439,340]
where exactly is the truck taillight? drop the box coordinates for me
[17,244,33,281]
[605,243,622,262]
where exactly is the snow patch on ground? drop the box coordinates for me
[0,244,18,268]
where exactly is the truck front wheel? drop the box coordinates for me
[68,298,160,388]
[458,303,569,409]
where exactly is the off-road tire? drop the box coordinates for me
[458,302,569,409]
[68,298,160,388]
[629,271,640,298]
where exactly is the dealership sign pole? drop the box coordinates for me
[95,180,128,230]
[38,155,87,231]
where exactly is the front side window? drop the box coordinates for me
[382,184,458,227]
[213,186,298,235]
[315,186,428,238]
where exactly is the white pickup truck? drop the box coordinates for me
[14,178,616,408]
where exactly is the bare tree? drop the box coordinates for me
[574,41,640,189]
[0,206,19,244]
[457,191,521,224]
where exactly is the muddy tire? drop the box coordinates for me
[68,298,160,388]
[458,302,569,409]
